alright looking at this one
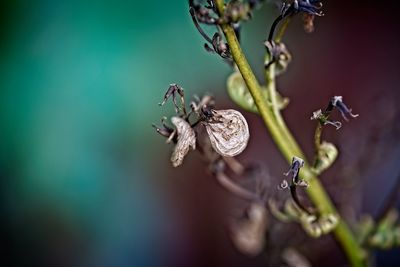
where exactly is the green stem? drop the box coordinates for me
[275,17,291,43]
[313,123,323,167]
[265,17,304,158]
[265,63,303,158]
[215,1,365,266]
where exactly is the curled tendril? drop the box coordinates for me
[269,198,339,238]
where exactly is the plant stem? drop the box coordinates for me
[314,123,323,151]
[265,17,304,158]
[275,17,291,43]
[215,1,365,266]
[313,123,323,167]
[265,63,303,158]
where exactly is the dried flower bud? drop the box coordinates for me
[230,202,268,256]
[302,13,315,33]
[282,0,324,17]
[159,84,186,115]
[264,41,292,75]
[310,109,323,121]
[224,0,251,23]
[204,32,231,60]
[284,156,305,185]
[205,109,250,157]
[311,109,342,130]
[331,96,359,121]
[170,117,196,167]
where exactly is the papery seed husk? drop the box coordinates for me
[205,109,249,157]
[170,117,196,167]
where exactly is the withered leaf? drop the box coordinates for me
[170,117,196,167]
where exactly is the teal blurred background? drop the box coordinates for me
[1,1,400,266]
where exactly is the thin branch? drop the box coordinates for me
[290,184,312,215]
[189,7,214,44]
[268,15,283,41]
[215,171,259,201]
[313,122,323,168]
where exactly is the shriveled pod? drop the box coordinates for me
[170,117,196,167]
[205,109,250,157]
[230,202,268,256]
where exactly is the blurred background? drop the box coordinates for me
[1,0,400,266]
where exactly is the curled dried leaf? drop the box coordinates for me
[170,117,196,167]
[230,202,268,256]
[205,109,250,157]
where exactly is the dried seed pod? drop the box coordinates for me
[205,109,250,157]
[170,117,196,167]
[282,247,312,267]
[230,202,268,256]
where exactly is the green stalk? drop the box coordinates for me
[215,1,366,266]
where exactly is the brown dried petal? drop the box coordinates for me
[230,203,268,256]
[302,13,315,33]
[170,117,196,167]
[205,109,249,157]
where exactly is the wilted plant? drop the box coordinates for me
[153,1,400,266]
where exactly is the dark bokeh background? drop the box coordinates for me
[1,1,399,266]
